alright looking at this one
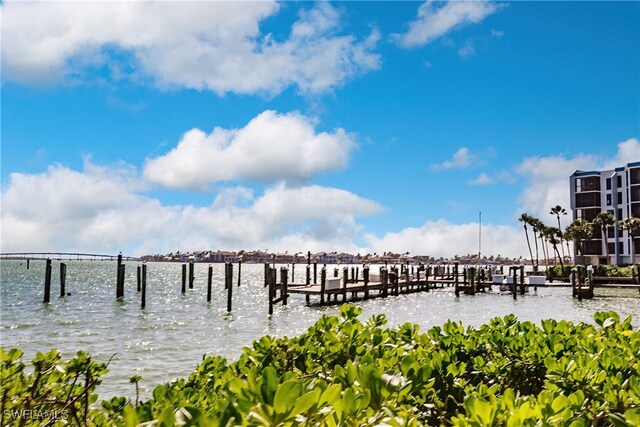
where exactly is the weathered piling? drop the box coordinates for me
[137,265,142,293]
[468,267,476,295]
[381,268,389,298]
[342,267,348,302]
[181,264,187,294]
[281,267,288,306]
[237,260,242,287]
[44,259,52,303]
[116,254,125,299]
[27,259,30,270]
[519,265,525,295]
[363,266,369,299]
[571,268,577,297]
[454,263,459,297]
[511,267,517,300]
[313,262,318,284]
[291,262,295,283]
[225,262,233,312]
[320,267,326,304]
[207,265,213,303]
[59,262,67,298]
[306,264,311,285]
[189,261,194,289]
[141,264,147,309]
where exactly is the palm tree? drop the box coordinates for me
[550,205,568,260]
[564,219,594,265]
[544,226,564,269]
[620,217,640,264]
[530,217,549,268]
[592,212,616,263]
[519,213,535,270]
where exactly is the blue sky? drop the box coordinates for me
[1,1,639,257]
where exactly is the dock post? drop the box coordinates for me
[587,267,593,298]
[313,262,318,284]
[342,267,348,302]
[511,267,517,300]
[469,267,475,295]
[571,268,577,297]
[207,265,213,302]
[27,259,30,270]
[182,264,187,294]
[116,254,124,299]
[363,266,369,299]
[59,262,67,298]
[226,263,233,312]
[141,264,147,309]
[306,264,311,285]
[382,268,388,298]
[320,267,326,304]
[282,267,288,306]
[237,260,242,287]
[394,269,400,296]
[44,259,52,303]
[453,263,459,295]
[291,262,294,283]
[188,261,194,289]
[265,263,270,287]
[519,265,525,295]
[268,267,274,315]
[137,265,141,292]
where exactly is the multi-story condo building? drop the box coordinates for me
[569,161,640,265]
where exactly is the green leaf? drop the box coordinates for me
[273,380,302,414]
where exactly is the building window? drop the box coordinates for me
[617,175,622,188]
[619,242,625,255]
[606,194,612,206]
[575,192,601,208]
[608,243,616,254]
[576,176,601,192]
[631,187,640,202]
[630,168,640,185]
[617,191,623,204]
[606,178,612,190]
[617,208,623,220]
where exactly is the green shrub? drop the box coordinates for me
[3,306,639,426]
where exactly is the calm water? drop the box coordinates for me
[1,259,639,400]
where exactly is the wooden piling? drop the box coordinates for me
[137,265,141,293]
[207,265,213,303]
[268,266,276,315]
[313,262,318,284]
[27,259,30,270]
[281,267,288,306]
[453,263,459,296]
[469,267,476,295]
[141,264,147,309]
[44,259,52,303]
[363,266,369,299]
[306,264,311,285]
[237,260,242,287]
[182,264,187,294]
[116,254,125,299]
[511,267,517,300]
[188,261,194,289]
[226,263,233,312]
[342,267,348,302]
[381,268,389,298]
[320,267,326,304]
[519,265,525,295]
[59,262,67,298]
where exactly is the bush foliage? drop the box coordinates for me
[2,306,639,426]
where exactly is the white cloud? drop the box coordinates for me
[143,110,356,190]
[0,162,380,255]
[393,1,501,48]
[364,219,527,258]
[458,38,476,58]
[430,147,475,170]
[1,2,380,94]
[468,172,493,185]
[516,138,639,225]
[491,29,504,38]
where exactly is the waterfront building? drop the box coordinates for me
[569,161,640,265]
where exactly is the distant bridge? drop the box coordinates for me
[0,252,141,262]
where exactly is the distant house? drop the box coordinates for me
[570,161,640,265]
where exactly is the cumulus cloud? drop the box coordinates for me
[0,162,380,255]
[429,147,475,170]
[1,2,380,94]
[458,38,476,58]
[393,1,501,48]
[143,110,356,190]
[468,172,493,185]
[364,219,527,259]
[516,138,639,224]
